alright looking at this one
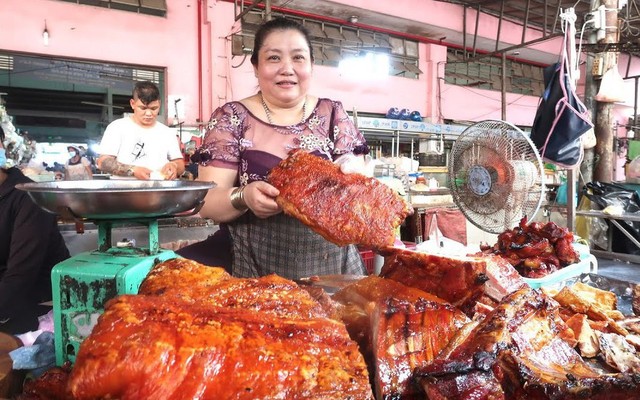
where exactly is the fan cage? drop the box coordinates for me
[448,120,545,234]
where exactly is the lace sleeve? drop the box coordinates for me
[330,100,369,158]
[191,102,248,168]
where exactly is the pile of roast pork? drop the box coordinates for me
[479,217,581,279]
[19,152,640,399]
[21,250,640,400]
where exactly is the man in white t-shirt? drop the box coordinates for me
[97,81,185,180]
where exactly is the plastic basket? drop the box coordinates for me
[359,249,375,275]
[523,254,598,290]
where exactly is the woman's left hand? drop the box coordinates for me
[243,181,282,218]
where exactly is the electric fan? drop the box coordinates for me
[448,120,545,234]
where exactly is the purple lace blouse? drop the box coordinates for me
[192,98,368,183]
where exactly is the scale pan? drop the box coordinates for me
[16,180,216,220]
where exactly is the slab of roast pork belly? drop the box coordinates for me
[68,258,373,400]
[480,254,528,302]
[68,295,373,400]
[267,149,412,249]
[416,286,640,400]
[379,248,527,314]
[138,258,330,320]
[333,275,469,400]
[378,248,490,314]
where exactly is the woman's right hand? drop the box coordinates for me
[243,181,282,219]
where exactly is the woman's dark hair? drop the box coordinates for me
[0,125,4,143]
[132,81,160,105]
[250,17,314,66]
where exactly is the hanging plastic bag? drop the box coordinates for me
[594,66,626,103]
[589,215,609,251]
[529,9,593,169]
[627,156,640,180]
[575,187,608,251]
[555,178,578,205]
[582,127,596,150]
[415,214,467,256]
[575,194,592,241]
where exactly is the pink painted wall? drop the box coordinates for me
[208,1,553,125]
[0,0,206,125]
[208,2,430,119]
[610,54,640,180]
[2,0,638,139]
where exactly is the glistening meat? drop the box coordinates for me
[416,287,640,399]
[333,276,469,399]
[268,149,412,249]
[66,259,374,400]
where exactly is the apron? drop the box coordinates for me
[229,212,365,279]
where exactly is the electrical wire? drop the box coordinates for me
[464,94,530,121]
[577,15,597,66]
[231,53,248,68]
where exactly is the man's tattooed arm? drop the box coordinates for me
[97,156,135,176]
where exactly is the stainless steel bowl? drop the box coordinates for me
[16,180,216,220]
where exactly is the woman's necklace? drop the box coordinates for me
[260,93,307,125]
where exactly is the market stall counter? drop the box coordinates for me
[8,171,640,399]
[16,180,216,365]
[576,209,640,263]
[579,181,640,264]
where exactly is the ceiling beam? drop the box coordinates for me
[464,32,562,63]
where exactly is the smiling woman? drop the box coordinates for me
[189,17,372,280]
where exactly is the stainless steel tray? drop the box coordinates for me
[16,180,216,220]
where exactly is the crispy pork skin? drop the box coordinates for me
[18,365,72,400]
[378,248,490,314]
[267,149,412,249]
[67,259,373,400]
[68,295,373,400]
[421,370,506,400]
[417,287,640,400]
[138,257,231,296]
[139,258,330,319]
[482,255,528,302]
[333,276,469,399]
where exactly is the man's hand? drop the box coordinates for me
[97,155,141,178]
[131,166,153,180]
[160,161,179,180]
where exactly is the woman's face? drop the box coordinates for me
[254,29,313,106]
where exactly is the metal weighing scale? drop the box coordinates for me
[17,180,216,365]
